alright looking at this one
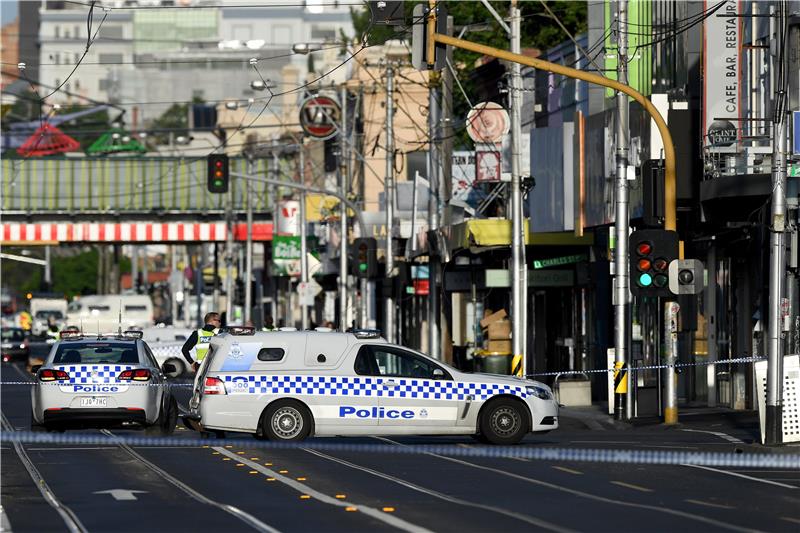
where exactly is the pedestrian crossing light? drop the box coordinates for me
[668,259,705,295]
[207,153,229,194]
[629,229,678,297]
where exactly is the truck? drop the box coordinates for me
[31,298,68,337]
[66,295,154,333]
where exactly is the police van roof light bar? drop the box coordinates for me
[223,326,255,336]
[352,329,382,339]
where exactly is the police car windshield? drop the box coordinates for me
[35,310,64,319]
[53,342,140,365]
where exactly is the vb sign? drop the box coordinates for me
[299,95,341,140]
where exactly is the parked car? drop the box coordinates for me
[2,327,30,363]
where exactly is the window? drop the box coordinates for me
[101,25,124,39]
[124,305,148,312]
[311,26,336,41]
[1,329,25,342]
[34,311,64,320]
[74,26,80,39]
[88,305,111,312]
[257,348,285,362]
[98,53,124,64]
[354,346,451,380]
[142,343,159,368]
[55,26,60,39]
[53,342,140,365]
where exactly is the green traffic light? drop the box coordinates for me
[654,274,668,288]
[359,263,367,272]
[638,273,653,287]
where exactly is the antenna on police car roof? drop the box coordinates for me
[117,298,123,335]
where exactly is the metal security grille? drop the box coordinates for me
[755,355,800,443]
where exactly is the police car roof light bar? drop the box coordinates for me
[59,330,83,340]
[121,330,144,339]
[352,329,382,339]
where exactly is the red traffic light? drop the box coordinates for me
[636,242,652,256]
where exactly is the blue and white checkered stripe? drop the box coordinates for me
[222,375,527,401]
[55,365,135,384]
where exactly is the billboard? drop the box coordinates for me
[703,0,741,153]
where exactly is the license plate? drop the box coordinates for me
[80,397,107,408]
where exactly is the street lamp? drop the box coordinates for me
[292,42,324,55]
[250,79,277,92]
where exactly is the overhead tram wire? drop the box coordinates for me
[63,0,361,9]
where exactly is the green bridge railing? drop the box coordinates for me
[1,156,278,213]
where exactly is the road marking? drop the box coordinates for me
[93,489,148,501]
[685,499,735,510]
[374,438,755,533]
[0,413,87,533]
[214,447,432,533]
[302,448,571,532]
[679,429,744,444]
[103,431,281,533]
[682,464,798,490]
[780,517,800,525]
[552,466,583,475]
[1,504,12,533]
[610,481,653,493]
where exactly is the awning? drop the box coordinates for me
[446,219,594,253]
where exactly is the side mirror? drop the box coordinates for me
[432,368,445,379]
[162,363,177,374]
[30,365,41,375]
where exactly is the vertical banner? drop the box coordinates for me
[703,0,742,153]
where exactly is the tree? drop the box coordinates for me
[349,1,588,148]
[148,96,205,145]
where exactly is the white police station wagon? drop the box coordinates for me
[188,329,558,444]
[30,331,178,434]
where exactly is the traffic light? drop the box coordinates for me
[668,259,705,295]
[411,3,447,71]
[352,238,377,278]
[629,229,678,297]
[207,153,229,193]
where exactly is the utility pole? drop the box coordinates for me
[509,1,526,376]
[428,71,441,359]
[385,63,396,343]
[225,186,234,325]
[339,85,349,331]
[299,144,309,331]
[244,158,255,324]
[766,0,788,446]
[613,0,631,421]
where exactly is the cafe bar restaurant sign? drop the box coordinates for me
[703,0,741,153]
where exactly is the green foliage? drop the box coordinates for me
[57,105,112,151]
[149,103,190,145]
[1,248,131,299]
[349,1,588,148]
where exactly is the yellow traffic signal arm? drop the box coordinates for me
[429,32,677,231]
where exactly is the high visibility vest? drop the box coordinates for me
[191,328,217,361]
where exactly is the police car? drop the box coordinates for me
[188,329,558,444]
[30,330,178,434]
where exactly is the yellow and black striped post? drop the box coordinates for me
[613,361,628,413]
[512,353,524,377]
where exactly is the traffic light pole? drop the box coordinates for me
[613,0,631,421]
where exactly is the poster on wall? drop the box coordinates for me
[703,0,741,153]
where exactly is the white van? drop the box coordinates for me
[31,298,68,336]
[67,295,154,332]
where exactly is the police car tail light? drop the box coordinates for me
[39,369,70,382]
[118,369,151,381]
[203,377,226,395]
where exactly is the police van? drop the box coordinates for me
[188,329,558,444]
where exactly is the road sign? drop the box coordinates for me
[466,102,509,144]
[475,150,501,183]
[299,95,341,140]
[297,279,322,306]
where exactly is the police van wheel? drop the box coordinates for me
[479,399,528,445]
[262,400,312,442]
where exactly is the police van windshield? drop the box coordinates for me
[53,342,141,365]
[35,310,64,320]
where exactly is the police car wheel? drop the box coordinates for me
[479,399,528,445]
[262,400,312,441]
[146,396,178,436]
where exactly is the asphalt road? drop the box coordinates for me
[2,360,800,533]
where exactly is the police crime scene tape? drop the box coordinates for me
[1,430,799,469]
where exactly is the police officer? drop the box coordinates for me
[45,318,60,344]
[181,312,221,372]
